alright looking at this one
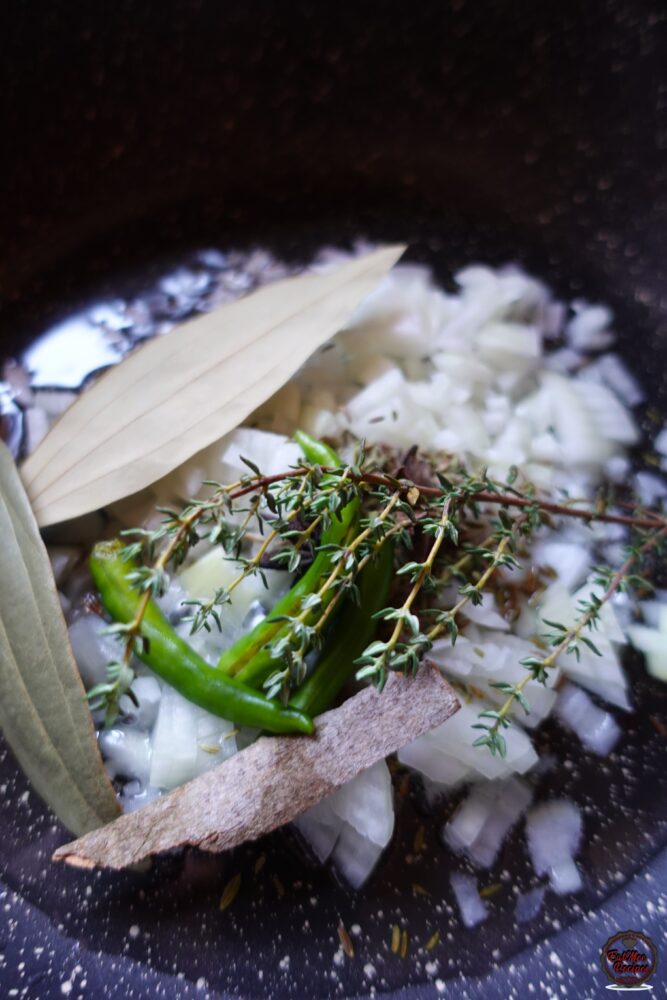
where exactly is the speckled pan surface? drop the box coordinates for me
[1,2,666,998]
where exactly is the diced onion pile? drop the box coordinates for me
[55,256,665,903]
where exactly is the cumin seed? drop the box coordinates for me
[391,924,401,954]
[219,873,241,912]
[425,931,440,951]
[338,924,354,958]
[479,882,503,898]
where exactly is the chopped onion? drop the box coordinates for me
[627,621,667,682]
[635,471,667,508]
[99,727,152,787]
[515,885,546,924]
[525,800,583,895]
[554,682,621,756]
[68,613,122,690]
[450,872,488,928]
[538,581,631,711]
[655,428,667,457]
[399,700,537,786]
[330,823,386,891]
[294,761,394,889]
[221,427,304,479]
[398,738,472,789]
[578,353,644,407]
[149,687,236,792]
[178,550,289,655]
[566,303,614,351]
[119,675,162,729]
[293,801,341,863]
[530,539,592,591]
[444,777,532,869]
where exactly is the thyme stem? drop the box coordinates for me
[482,522,667,751]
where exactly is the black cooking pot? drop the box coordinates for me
[1,2,666,998]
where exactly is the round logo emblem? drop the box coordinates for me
[600,930,658,988]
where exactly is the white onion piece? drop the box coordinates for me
[400,701,537,786]
[294,761,394,889]
[149,691,200,791]
[330,823,385,890]
[119,675,162,729]
[530,540,592,591]
[554,683,620,756]
[635,471,667,508]
[548,858,583,895]
[655,428,667,457]
[580,381,639,446]
[566,303,614,351]
[476,322,542,369]
[221,427,304,479]
[515,885,547,924]
[525,800,583,895]
[538,582,631,711]
[627,623,667,681]
[99,727,152,787]
[398,738,473,789]
[69,613,122,690]
[293,801,341,863]
[345,367,406,422]
[450,872,488,928]
[429,634,558,728]
[329,760,394,846]
[539,373,606,466]
[637,599,667,631]
[459,594,510,631]
[149,687,236,792]
[544,347,583,374]
[178,550,289,644]
[578,353,644,407]
[604,454,631,483]
[444,777,532,869]
[120,783,162,814]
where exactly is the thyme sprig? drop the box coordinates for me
[90,442,667,750]
[473,522,667,756]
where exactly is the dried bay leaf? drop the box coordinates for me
[54,666,459,869]
[0,443,120,835]
[22,246,405,527]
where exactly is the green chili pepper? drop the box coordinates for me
[289,540,394,716]
[232,516,358,690]
[89,541,313,735]
[216,431,359,677]
[292,429,340,468]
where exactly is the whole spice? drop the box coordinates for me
[53,668,459,869]
[22,246,405,527]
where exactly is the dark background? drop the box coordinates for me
[0,1,666,998]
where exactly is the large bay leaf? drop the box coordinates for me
[53,666,458,869]
[22,245,405,526]
[0,443,120,835]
